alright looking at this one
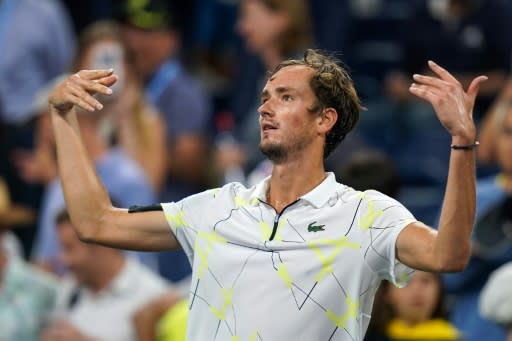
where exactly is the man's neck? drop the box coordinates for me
[268,156,326,213]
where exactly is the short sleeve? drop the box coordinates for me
[360,191,417,287]
[161,187,225,264]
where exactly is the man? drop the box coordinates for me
[47,50,485,340]
[41,210,168,341]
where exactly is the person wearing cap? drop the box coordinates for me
[480,262,512,341]
[119,0,210,286]
[120,0,211,199]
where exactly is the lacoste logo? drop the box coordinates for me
[308,221,325,232]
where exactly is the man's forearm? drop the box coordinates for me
[51,107,112,240]
[435,140,476,271]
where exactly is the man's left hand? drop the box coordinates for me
[409,60,487,143]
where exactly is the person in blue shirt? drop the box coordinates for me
[0,0,76,256]
[119,0,211,284]
[443,98,512,341]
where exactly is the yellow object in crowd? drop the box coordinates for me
[157,299,188,341]
[387,318,460,341]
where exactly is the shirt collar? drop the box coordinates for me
[249,172,338,208]
[300,172,338,208]
[251,175,271,203]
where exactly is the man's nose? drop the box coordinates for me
[258,101,274,117]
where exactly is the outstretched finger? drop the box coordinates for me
[67,82,103,111]
[412,73,450,91]
[467,75,488,103]
[76,69,114,81]
[96,74,118,88]
[69,93,96,112]
[72,75,114,96]
[409,83,443,103]
[427,60,459,84]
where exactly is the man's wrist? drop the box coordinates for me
[451,141,479,150]
[451,135,477,147]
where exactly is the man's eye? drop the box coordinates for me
[283,95,292,101]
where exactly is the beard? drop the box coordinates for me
[259,132,314,165]
[259,142,288,164]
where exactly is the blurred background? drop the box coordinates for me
[2,0,512,340]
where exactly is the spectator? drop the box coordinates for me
[479,262,512,341]
[478,79,512,171]
[134,291,187,341]
[218,0,315,181]
[0,0,75,125]
[442,97,512,341]
[0,181,57,340]
[119,0,211,285]
[14,21,167,191]
[120,0,211,199]
[41,210,168,341]
[75,21,167,191]
[0,231,58,341]
[31,21,160,275]
[366,271,460,341]
[336,152,458,341]
[337,151,401,199]
[0,0,75,256]
[390,0,512,117]
[11,75,68,188]
[359,0,512,189]
[31,106,157,274]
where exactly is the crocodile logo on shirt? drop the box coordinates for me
[308,221,325,232]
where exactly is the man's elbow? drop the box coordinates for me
[70,210,109,244]
[73,221,100,243]
[437,249,471,273]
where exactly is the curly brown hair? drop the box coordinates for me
[270,49,362,158]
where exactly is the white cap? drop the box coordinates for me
[480,262,512,325]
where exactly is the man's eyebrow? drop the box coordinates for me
[275,86,295,94]
[260,86,297,102]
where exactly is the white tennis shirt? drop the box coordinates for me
[162,172,416,341]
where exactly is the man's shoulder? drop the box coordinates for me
[336,185,396,204]
[186,182,254,203]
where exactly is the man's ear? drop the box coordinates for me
[317,108,338,134]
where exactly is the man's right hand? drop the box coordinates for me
[48,69,117,113]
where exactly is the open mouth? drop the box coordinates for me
[262,122,278,131]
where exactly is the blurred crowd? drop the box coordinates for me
[1,0,512,340]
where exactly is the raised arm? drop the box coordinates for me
[395,61,487,272]
[48,69,178,251]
